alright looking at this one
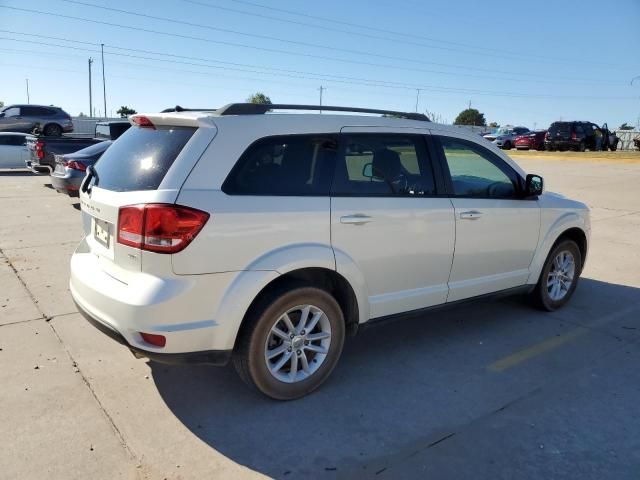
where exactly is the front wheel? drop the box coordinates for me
[531,240,582,311]
[233,286,345,400]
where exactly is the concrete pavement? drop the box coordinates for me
[0,154,639,479]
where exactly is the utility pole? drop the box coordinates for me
[101,44,107,120]
[88,58,94,118]
[318,85,326,114]
[415,89,421,113]
[25,79,30,103]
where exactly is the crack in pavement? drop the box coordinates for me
[0,245,143,474]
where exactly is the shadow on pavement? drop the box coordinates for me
[0,170,34,176]
[149,278,640,478]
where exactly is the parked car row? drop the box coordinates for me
[482,121,619,152]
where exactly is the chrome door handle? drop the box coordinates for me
[340,214,372,225]
[459,210,483,220]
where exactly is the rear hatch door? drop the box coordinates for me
[79,116,215,281]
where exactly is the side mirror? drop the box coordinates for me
[362,162,374,178]
[525,174,543,197]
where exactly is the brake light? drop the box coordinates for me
[131,115,155,129]
[35,140,44,159]
[66,160,86,171]
[571,131,577,140]
[117,204,209,253]
[140,332,166,347]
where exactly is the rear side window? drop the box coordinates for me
[222,135,337,196]
[93,126,195,192]
[332,134,436,196]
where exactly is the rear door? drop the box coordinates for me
[434,135,540,301]
[79,121,213,281]
[331,128,454,319]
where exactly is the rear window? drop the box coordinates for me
[93,126,195,192]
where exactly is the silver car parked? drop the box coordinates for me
[0,104,73,137]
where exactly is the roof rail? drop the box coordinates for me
[216,103,430,121]
[161,105,218,113]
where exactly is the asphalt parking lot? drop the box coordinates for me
[1,153,639,480]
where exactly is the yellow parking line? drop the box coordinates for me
[488,327,589,372]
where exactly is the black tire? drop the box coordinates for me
[233,286,345,400]
[610,144,617,152]
[530,239,582,311]
[578,142,586,152]
[547,144,555,151]
[43,123,62,137]
[503,141,512,150]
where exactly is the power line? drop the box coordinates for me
[0,37,636,101]
[4,3,624,86]
[177,0,579,68]
[223,0,630,70]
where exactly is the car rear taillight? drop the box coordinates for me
[66,160,86,171]
[571,132,577,140]
[117,204,209,254]
[545,132,550,140]
[35,140,44,159]
[140,332,166,347]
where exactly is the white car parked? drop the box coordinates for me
[0,132,30,169]
[70,104,590,399]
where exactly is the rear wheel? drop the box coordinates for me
[233,286,345,400]
[531,240,582,311]
[503,141,512,150]
[577,142,586,152]
[43,123,62,137]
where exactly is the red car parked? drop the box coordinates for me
[515,130,547,150]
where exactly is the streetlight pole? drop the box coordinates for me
[25,79,30,104]
[88,58,94,117]
[415,89,421,113]
[101,44,107,120]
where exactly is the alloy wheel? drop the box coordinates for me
[547,250,576,301]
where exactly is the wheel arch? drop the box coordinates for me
[528,216,589,284]
[233,267,361,351]
[42,122,63,135]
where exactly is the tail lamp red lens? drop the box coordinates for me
[140,332,166,347]
[117,204,209,254]
[131,115,155,129]
[35,140,44,159]
[571,132,577,140]
[66,160,87,171]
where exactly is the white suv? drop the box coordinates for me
[70,104,590,400]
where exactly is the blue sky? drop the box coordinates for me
[1,0,639,129]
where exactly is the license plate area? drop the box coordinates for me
[94,218,112,249]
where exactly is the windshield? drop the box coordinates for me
[495,128,513,135]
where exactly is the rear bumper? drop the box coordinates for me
[51,171,82,194]
[69,240,243,355]
[75,299,231,365]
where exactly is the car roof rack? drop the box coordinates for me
[161,104,429,121]
[215,103,430,121]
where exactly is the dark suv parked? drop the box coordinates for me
[544,121,617,152]
[0,104,73,136]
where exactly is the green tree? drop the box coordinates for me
[454,108,486,126]
[0,100,4,109]
[488,121,499,128]
[116,106,137,118]
[246,92,272,105]
[618,122,634,130]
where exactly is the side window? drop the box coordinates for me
[8,135,26,146]
[332,134,436,196]
[3,107,20,117]
[439,137,518,198]
[222,135,337,196]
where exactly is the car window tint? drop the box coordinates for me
[3,107,20,117]
[439,137,517,198]
[222,135,336,196]
[94,126,195,192]
[332,134,435,196]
